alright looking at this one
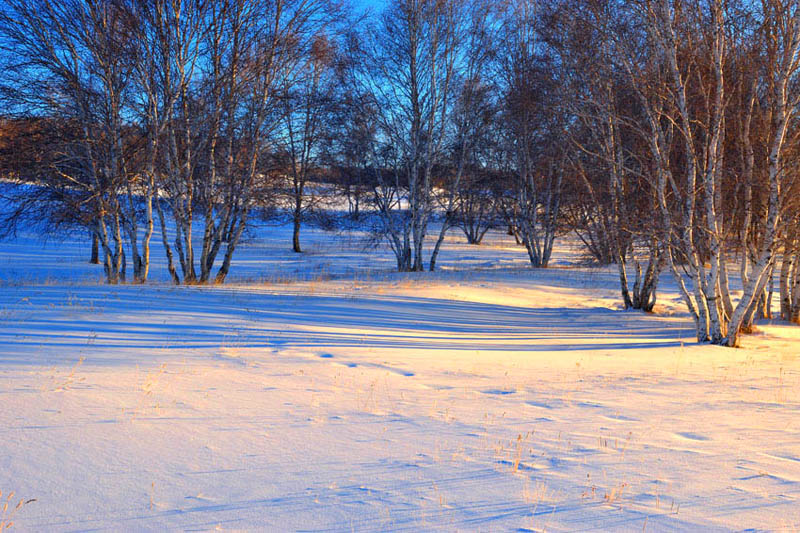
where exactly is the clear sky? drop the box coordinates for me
[354,0,387,12]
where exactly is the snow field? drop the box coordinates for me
[0,221,799,531]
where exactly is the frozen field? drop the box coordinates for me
[1,221,799,531]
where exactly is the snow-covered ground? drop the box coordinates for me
[1,218,799,531]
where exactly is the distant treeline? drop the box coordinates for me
[1,0,799,346]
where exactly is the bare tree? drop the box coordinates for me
[428,0,498,270]
[610,0,800,344]
[498,0,566,269]
[550,0,662,310]
[355,0,462,272]
[145,0,332,284]
[0,0,145,284]
[276,32,341,253]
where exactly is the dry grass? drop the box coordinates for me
[0,491,36,532]
[45,356,85,392]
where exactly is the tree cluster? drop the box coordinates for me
[2,0,800,347]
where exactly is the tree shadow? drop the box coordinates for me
[0,285,696,367]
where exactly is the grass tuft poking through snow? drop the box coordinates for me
[0,491,36,532]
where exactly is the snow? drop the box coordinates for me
[1,218,799,531]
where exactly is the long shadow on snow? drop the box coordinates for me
[0,285,694,366]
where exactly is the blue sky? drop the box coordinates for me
[355,0,388,12]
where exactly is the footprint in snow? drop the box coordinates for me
[315,353,357,368]
[603,414,639,422]
[323,355,410,375]
[482,389,515,395]
[526,399,562,409]
[421,384,453,390]
[577,401,605,409]
[675,431,710,441]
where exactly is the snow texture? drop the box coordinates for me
[1,220,799,531]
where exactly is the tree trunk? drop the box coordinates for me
[155,197,180,285]
[90,231,99,264]
[292,211,302,253]
[429,214,452,271]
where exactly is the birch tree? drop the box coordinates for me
[150,0,332,284]
[499,0,565,268]
[428,0,498,270]
[726,0,800,344]
[0,0,144,284]
[357,0,462,272]
[276,33,341,253]
[552,0,662,310]
[623,0,800,344]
